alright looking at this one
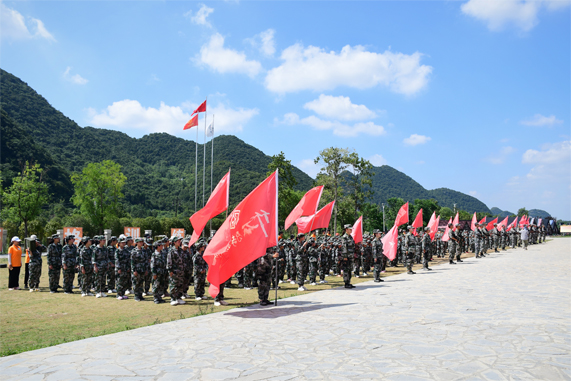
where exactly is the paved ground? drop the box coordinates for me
[1,238,570,381]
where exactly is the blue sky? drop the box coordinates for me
[1,0,570,219]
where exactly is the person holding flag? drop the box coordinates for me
[491,223,500,253]
[371,229,385,282]
[403,226,418,274]
[340,224,356,288]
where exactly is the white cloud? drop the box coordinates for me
[246,29,276,57]
[297,159,320,178]
[469,191,479,197]
[522,140,570,165]
[461,0,570,32]
[63,67,88,85]
[303,95,377,121]
[368,154,388,167]
[403,134,431,146]
[185,4,214,28]
[520,114,563,127]
[0,4,55,41]
[198,33,262,77]
[88,99,258,135]
[484,146,516,164]
[265,43,432,95]
[280,113,385,138]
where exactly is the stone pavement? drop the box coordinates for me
[1,238,570,380]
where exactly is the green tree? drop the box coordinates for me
[345,152,374,220]
[361,202,383,233]
[315,147,351,233]
[267,152,301,228]
[517,207,529,217]
[410,199,441,227]
[2,162,50,237]
[439,206,454,219]
[71,160,127,234]
[385,197,406,228]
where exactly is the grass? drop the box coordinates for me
[0,249,485,356]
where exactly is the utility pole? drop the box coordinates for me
[382,203,385,232]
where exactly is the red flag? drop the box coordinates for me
[412,208,423,231]
[486,217,498,231]
[183,114,198,130]
[427,212,437,239]
[284,186,323,230]
[453,212,459,227]
[520,215,529,226]
[442,217,453,241]
[479,217,486,226]
[351,216,363,244]
[192,100,206,115]
[498,216,509,230]
[189,171,230,246]
[430,215,440,240]
[507,217,518,231]
[381,225,398,261]
[204,171,278,298]
[470,212,477,231]
[295,201,335,234]
[394,202,409,227]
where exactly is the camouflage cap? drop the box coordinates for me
[82,236,91,243]
[134,238,144,243]
[65,235,75,241]
[118,237,127,243]
[153,241,164,248]
[51,234,60,239]
[344,224,352,229]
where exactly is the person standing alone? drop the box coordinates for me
[8,237,22,290]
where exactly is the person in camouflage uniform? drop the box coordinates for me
[115,237,130,299]
[318,240,329,284]
[491,223,500,253]
[167,236,186,305]
[47,234,63,293]
[243,261,255,290]
[182,239,193,299]
[62,235,78,294]
[256,247,276,306]
[193,240,208,300]
[294,234,308,291]
[454,224,464,263]
[353,242,362,278]
[474,223,482,257]
[92,236,109,297]
[271,242,286,289]
[125,236,134,295]
[131,238,149,301]
[28,236,43,291]
[151,240,167,304]
[340,224,356,288]
[403,226,417,274]
[306,238,319,286]
[421,227,432,271]
[79,237,95,296]
[362,239,372,276]
[143,238,153,296]
[447,224,458,265]
[371,229,385,283]
[106,237,117,293]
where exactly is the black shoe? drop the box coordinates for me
[238,283,244,288]
[407,271,416,274]
[260,300,269,306]
[135,297,142,302]
[449,261,456,264]
[154,299,160,304]
[57,285,62,289]
[374,279,381,283]
[426,268,432,271]
[349,284,356,288]
[457,259,463,262]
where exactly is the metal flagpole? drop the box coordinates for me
[194,123,198,213]
[202,112,207,208]
[209,115,215,233]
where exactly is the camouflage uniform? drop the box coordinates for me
[421,230,432,270]
[294,238,308,287]
[307,242,319,284]
[106,244,116,291]
[448,229,457,263]
[47,241,63,292]
[362,241,372,274]
[131,245,149,299]
[115,245,131,297]
[491,226,499,252]
[256,249,273,304]
[403,231,416,274]
[92,243,109,294]
[371,233,385,282]
[62,242,78,293]
[183,246,194,296]
[167,245,185,301]
[143,245,153,294]
[193,247,208,298]
[340,231,355,287]
[151,246,168,302]
[29,245,43,289]
[318,244,329,282]
[79,246,94,294]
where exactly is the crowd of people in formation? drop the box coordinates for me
[7,221,547,306]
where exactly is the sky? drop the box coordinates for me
[1,0,570,219]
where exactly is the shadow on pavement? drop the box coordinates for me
[223,301,355,319]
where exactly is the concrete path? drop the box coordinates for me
[1,238,570,380]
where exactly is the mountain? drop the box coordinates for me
[1,68,492,218]
[365,165,491,213]
[528,209,551,218]
[490,207,515,217]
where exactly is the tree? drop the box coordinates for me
[439,207,454,219]
[517,207,529,217]
[315,147,350,233]
[267,152,301,228]
[361,202,383,233]
[71,160,127,234]
[385,197,406,228]
[2,162,50,237]
[411,199,441,227]
[345,152,374,220]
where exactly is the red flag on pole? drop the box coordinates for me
[453,212,459,227]
[351,216,363,244]
[381,225,398,261]
[284,186,323,230]
[204,171,278,298]
[498,216,509,230]
[192,100,206,115]
[486,217,498,231]
[183,114,198,130]
[479,217,487,226]
[295,200,335,234]
[394,202,409,227]
[430,215,440,240]
[507,216,518,231]
[412,208,423,235]
[189,171,230,246]
[471,212,477,231]
[442,217,453,241]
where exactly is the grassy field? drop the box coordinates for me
[0,250,479,357]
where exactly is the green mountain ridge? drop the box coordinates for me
[2,68,493,218]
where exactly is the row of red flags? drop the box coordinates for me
[183,100,207,130]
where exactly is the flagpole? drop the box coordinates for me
[209,115,215,234]
[195,121,198,213]
[203,112,207,209]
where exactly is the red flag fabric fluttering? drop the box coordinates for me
[479,217,487,226]
[442,217,453,241]
[284,186,323,230]
[427,212,437,239]
[381,225,398,261]
[183,114,198,130]
[351,216,363,244]
[189,171,230,246]
[204,171,278,298]
[498,216,509,230]
[295,201,335,234]
[486,217,498,231]
[453,212,459,227]
[471,212,478,231]
[394,202,409,227]
[412,209,423,228]
[507,217,518,231]
[430,215,441,240]
[192,100,207,115]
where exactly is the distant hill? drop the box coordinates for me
[1,68,493,218]
[363,166,491,213]
[528,209,551,218]
[490,207,515,218]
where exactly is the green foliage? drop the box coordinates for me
[267,152,303,228]
[439,207,454,219]
[517,207,529,217]
[384,197,406,228]
[528,209,551,218]
[2,162,50,237]
[361,203,383,233]
[409,199,441,227]
[344,153,375,220]
[71,161,127,234]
